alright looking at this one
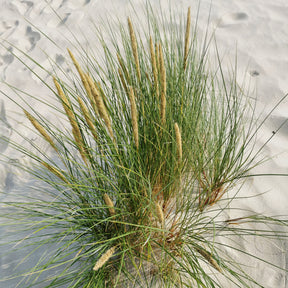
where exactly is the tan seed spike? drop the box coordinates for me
[41,161,68,184]
[84,73,99,117]
[53,77,87,164]
[196,247,222,273]
[53,77,74,122]
[24,110,57,152]
[95,81,108,108]
[117,53,131,84]
[155,43,160,75]
[128,87,139,150]
[128,17,141,82]
[155,202,164,225]
[93,246,117,271]
[71,127,88,165]
[174,123,182,161]
[103,193,115,216]
[118,68,129,95]
[184,7,191,70]
[159,44,166,96]
[67,49,93,101]
[159,44,166,125]
[149,37,159,98]
[86,74,114,139]
[149,37,158,82]
[78,97,98,140]
[160,90,166,126]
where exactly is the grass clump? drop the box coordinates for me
[1,3,287,288]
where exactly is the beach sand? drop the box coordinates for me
[0,0,288,287]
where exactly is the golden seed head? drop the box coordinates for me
[155,202,164,225]
[117,53,131,84]
[159,44,166,96]
[67,49,94,104]
[24,110,57,152]
[155,43,160,73]
[149,37,158,82]
[174,123,182,161]
[93,246,117,271]
[196,247,222,273]
[118,68,129,95]
[53,77,74,121]
[86,74,114,139]
[128,87,139,150]
[128,17,141,81]
[53,77,87,164]
[159,44,166,125]
[67,49,82,76]
[78,97,98,140]
[103,193,115,216]
[184,7,191,70]
[41,161,68,184]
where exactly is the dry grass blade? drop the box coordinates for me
[24,110,58,152]
[128,87,139,150]
[93,246,117,272]
[128,17,141,82]
[183,7,191,70]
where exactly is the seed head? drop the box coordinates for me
[174,123,182,161]
[128,87,139,150]
[159,44,166,125]
[184,7,191,70]
[117,53,131,84]
[78,97,98,140]
[41,161,68,184]
[93,246,117,272]
[86,74,114,139]
[24,110,57,152]
[67,49,93,101]
[53,77,87,164]
[196,247,222,273]
[155,202,164,225]
[103,193,115,216]
[128,17,141,82]
[149,37,159,98]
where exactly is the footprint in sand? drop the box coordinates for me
[25,26,41,51]
[0,47,14,66]
[249,70,260,77]
[0,47,15,81]
[0,20,19,37]
[216,12,248,28]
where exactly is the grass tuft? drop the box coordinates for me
[1,3,288,288]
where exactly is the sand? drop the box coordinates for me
[0,0,288,287]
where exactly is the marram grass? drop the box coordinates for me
[1,3,288,288]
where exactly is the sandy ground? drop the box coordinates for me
[0,0,288,287]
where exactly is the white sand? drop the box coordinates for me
[0,0,288,287]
